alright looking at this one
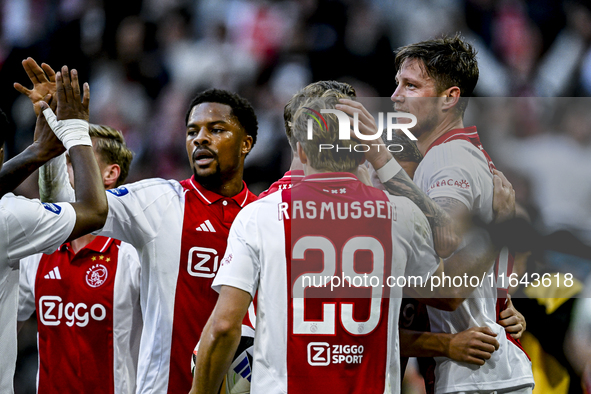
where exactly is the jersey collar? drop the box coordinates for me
[188,175,254,207]
[425,126,479,155]
[284,170,305,178]
[301,172,359,183]
[60,236,114,254]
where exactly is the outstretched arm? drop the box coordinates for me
[190,286,251,394]
[45,66,107,241]
[0,95,65,198]
[12,57,74,202]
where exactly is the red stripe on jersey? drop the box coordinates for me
[35,237,119,393]
[167,179,257,393]
[284,175,392,393]
[494,250,530,360]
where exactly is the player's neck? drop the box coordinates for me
[289,155,304,171]
[71,233,97,254]
[416,116,465,156]
[200,172,245,198]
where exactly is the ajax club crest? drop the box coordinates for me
[86,263,108,288]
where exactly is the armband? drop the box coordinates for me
[43,107,91,152]
[376,158,403,182]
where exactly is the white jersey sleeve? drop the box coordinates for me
[212,202,260,298]
[389,196,439,280]
[414,142,481,211]
[0,194,76,261]
[97,178,185,249]
[18,253,43,321]
[39,153,75,203]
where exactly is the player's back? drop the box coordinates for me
[230,172,437,393]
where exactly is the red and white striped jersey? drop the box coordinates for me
[415,127,534,393]
[213,172,439,394]
[18,236,142,394]
[98,176,257,393]
[258,170,304,198]
[0,194,76,394]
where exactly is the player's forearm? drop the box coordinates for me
[39,153,75,203]
[400,329,452,358]
[67,145,107,241]
[0,143,54,198]
[191,319,242,394]
[381,166,459,257]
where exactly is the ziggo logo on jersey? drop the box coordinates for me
[38,296,106,327]
[307,342,365,366]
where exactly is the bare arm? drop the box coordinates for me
[47,66,107,241]
[190,285,251,394]
[0,95,64,198]
[335,99,461,258]
[400,327,499,365]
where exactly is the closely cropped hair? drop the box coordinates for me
[89,124,133,187]
[395,33,478,115]
[0,108,9,148]
[292,92,362,172]
[284,81,356,152]
[185,88,258,148]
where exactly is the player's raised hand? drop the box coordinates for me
[32,97,66,161]
[492,169,516,223]
[55,66,89,122]
[336,98,391,170]
[13,57,57,116]
[448,326,500,365]
[499,295,526,339]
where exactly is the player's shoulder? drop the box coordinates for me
[19,252,44,271]
[107,178,185,199]
[425,139,483,167]
[384,193,431,236]
[0,193,71,220]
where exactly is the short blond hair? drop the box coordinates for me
[292,91,361,172]
[89,124,133,186]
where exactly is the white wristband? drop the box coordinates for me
[376,158,403,182]
[43,107,91,152]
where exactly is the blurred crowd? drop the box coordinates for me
[2,0,591,393]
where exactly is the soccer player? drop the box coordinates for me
[190,91,508,394]
[17,121,141,392]
[338,35,533,393]
[40,86,259,393]
[0,66,107,394]
[274,81,512,376]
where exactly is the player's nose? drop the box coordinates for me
[391,88,404,103]
[195,128,211,145]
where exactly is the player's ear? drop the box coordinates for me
[441,86,460,112]
[297,142,308,164]
[241,133,253,156]
[102,163,121,189]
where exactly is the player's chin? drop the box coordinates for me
[193,165,220,180]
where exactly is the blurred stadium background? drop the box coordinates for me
[2,0,591,393]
